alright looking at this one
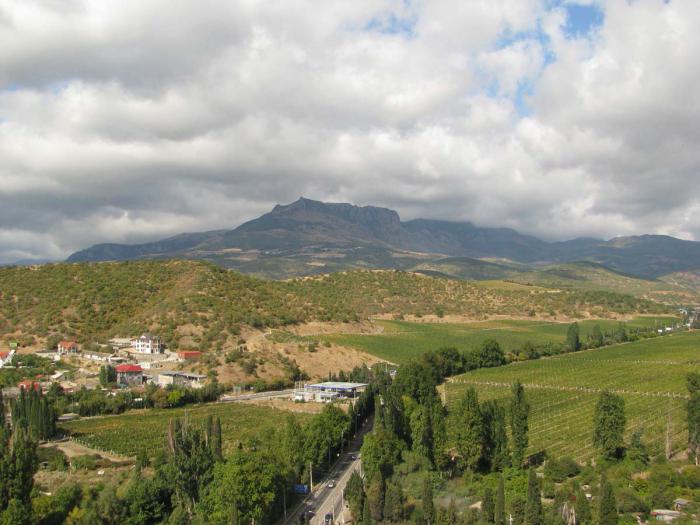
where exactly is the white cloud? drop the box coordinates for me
[0,0,699,262]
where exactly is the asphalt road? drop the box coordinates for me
[283,418,372,525]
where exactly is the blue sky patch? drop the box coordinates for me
[563,2,604,37]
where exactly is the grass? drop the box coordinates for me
[445,330,700,462]
[59,402,311,458]
[319,316,679,364]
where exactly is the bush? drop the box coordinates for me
[544,457,581,482]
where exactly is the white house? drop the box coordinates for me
[0,349,15,368]
[131,333,163,354]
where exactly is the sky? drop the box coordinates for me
[1,0,699,263]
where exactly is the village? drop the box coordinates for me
[0,333,208,395]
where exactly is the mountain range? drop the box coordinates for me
[67,197,700,283]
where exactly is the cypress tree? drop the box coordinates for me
[423,476,435,525]
[593,391,626,460]
[525,468,542,525]
[688,373,700,465]
[511,497,526,525]
[363,497,373,525]
[597,475,617,525]
[510,381,529,468]
[482,488,495,524]
[575,487,591,525]
[483,401,510,471]
[448,388,484,472]
[591,325,604,348]
[566,323,581,352]
[495,474,506,525]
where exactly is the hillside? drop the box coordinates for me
[67,198,700,280]
[0,260,670,351]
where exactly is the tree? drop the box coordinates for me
[166,417,214,518]
[510,381,529,468]
[475,340,506,368]
[613,323,627,344]
[627,430,649,465]
[366,474,385,522]
[383,478,405,523]
[482,488,495,524]
[511,497,526,525]
[346,472,365,522]
[597,474,617,525]
[448,388,484,471]
[482,400,510,471]
[575,487,591,525]
[687,373,700,465]
[495,475,505,525]
[196,446,283,525]
[361,427,404,480]
[525,468,542,525]
[99,365,116,387]
[593,392,626,460]
[411,404,435,466]
[590,325,604,348]
[423,477,435,525]
[566,323,581,352]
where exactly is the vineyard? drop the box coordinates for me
[445,331,700,462]
[320,316,679,363]
[59,402,311,458]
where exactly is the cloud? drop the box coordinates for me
[0,0,699,263]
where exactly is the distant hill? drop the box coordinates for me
[67,197,700,282]
[0,260,670,348]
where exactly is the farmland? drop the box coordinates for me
[59,402,311,458]
[320,316,679,363]
[445,330,700,462]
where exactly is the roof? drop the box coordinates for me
[158,371,206,380]
[115,364,143,373]
[0,351,9,359]
[178,350,202,355]
[306,382,368,391]
[58,340,78,347]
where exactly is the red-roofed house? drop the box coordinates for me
[115,364,143,386]
[178,351,202,362]
[57,341,79,355]
[17,380,41,392]
[0,349,15,368]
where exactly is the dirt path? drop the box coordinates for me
[42,439,133,462]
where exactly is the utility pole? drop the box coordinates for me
[310,461,314,491]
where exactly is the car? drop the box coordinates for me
[324,513,333,525]
[351,454,358,460]
[327,480,336,488]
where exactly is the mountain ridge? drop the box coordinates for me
[67,197,700,280]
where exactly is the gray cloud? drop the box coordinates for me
[0,0,699,263]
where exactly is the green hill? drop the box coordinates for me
[509,262,700,303]
[0,260,670,350]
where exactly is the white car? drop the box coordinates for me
[327,480,335,488]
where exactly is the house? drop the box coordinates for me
[177,351,202,362]
[17,380,42,392]
[155,371,206,389]
[651,510,682,523]
[57,341,79,355]
[108,337,133,350]
[115,364,143,386]
[131,333,162,354]
[0,349,15,368]
[673,499,690,511]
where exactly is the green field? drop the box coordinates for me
[446,330,700,462]
[320,316,679,363]
[60,402,311,458]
